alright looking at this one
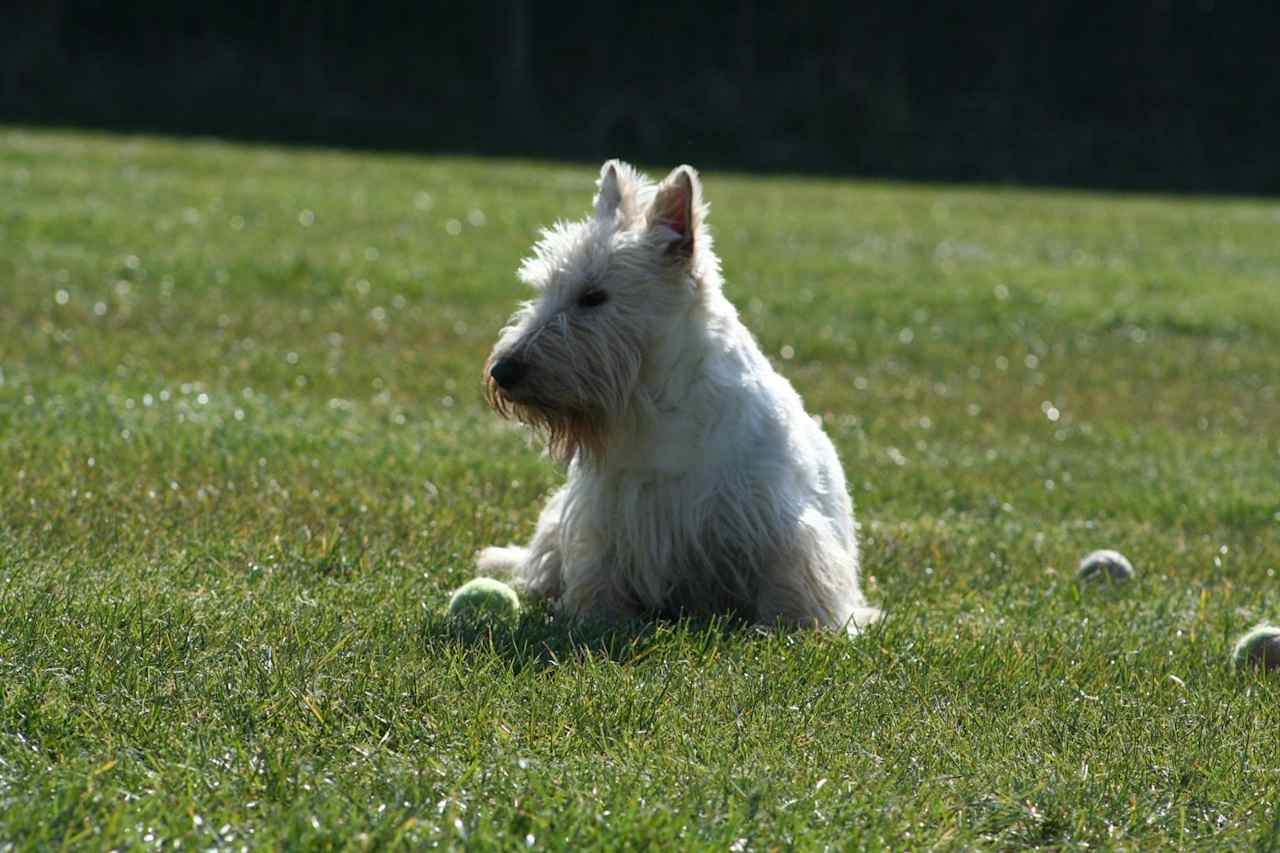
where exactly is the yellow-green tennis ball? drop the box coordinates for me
[1232,623,1280,672]
[448,577,520,621]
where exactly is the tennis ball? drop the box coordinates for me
[1076,549,1135,582]
[1232,623,1280,671]
[448,577,520,621]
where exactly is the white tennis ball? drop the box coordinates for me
[448,577,520,621]
[1076,549,1135,582]
[1232,623,1280,671]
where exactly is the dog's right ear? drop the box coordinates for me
[595,160,625,221]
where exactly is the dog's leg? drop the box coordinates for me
[558,566,644,625]
[755,566,879,634]
[476,545,529,576]
[475,486,566,601]
[754,510,881,635]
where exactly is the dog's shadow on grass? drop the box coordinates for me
[420,603,755,672]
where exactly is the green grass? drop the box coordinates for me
[1,126,1279,850]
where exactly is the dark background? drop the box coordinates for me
[5,2,1278,193]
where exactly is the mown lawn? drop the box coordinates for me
[1,127,1278,849]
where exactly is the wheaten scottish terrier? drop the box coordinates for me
[478,161,880,633]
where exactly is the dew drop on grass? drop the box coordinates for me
[445,219,462,236]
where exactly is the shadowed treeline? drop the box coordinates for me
[5,1,1278,193]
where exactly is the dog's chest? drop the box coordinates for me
[568,465,764,613]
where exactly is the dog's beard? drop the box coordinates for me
[485,376,606,465]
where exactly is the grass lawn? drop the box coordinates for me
[1,127,1278,849]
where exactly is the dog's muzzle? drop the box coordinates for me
[489,357,527,391]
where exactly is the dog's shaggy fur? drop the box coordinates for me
[478,161,880,633]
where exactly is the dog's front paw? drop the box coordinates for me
[476,545,528,578]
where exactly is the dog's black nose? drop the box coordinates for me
[489,358,526,390]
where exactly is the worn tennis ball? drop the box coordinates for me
[1232,624,1280,671]
[448,577,520,621]
[1076,549,1135,582]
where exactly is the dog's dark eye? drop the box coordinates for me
[577,288,608,308]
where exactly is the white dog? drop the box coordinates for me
[478,160,880,633]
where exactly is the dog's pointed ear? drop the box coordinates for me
[648,165,701,257]
[594,159,631,222]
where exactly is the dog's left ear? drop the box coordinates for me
[648,165,702,258]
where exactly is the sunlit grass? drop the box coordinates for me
[1,127,1278,849]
